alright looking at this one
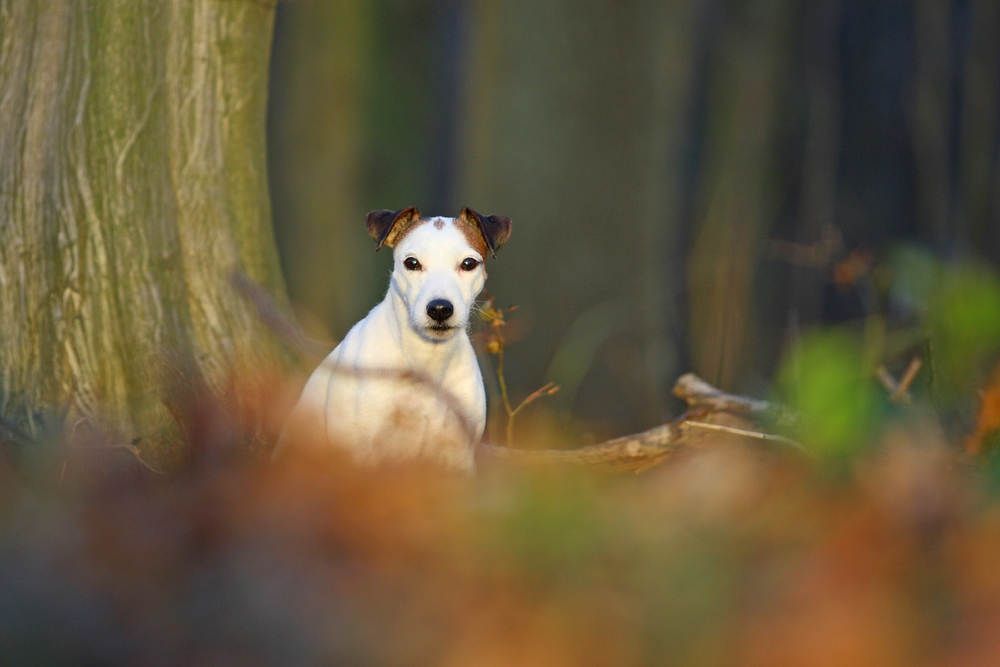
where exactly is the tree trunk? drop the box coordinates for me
[0,0,289,470]
[958,0,1000,262]
[686,0,796,392]
[455,0,699,437]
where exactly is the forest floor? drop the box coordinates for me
[2,370,1000,667]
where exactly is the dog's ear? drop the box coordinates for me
[366,207,421,251]
[458,208,512,258]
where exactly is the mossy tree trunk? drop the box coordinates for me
[0,0,289,469]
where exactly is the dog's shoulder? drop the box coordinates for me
[334,301,405,366]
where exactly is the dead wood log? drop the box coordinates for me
[673,373,797,427]
[478,424,682,474]
[672,373,771,414]
[478,374,801,474]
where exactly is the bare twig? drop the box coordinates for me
[891,358,923,404]
[516,382,560,410]
[876,357,923,405]
[680,420,807,453]
[477,294,559,447]
[505,381,560,449]
[673,373,771,414]
[674,373,798,428]
[877,365,899,394]
[480,418,809,474]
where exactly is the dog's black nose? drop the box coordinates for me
[427,299,454,323]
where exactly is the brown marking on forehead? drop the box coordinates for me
[453,216,488,260]
[433,219,444,230]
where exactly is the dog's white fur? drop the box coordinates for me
[277,212,506,471]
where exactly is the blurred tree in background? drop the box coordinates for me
[0,1,289,470]
[269,0,1000,441]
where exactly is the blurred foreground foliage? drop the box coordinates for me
[778,331,880,459]
[890,249,1000,397]
[5,253,1000,665]
[774,249,1000,462]
[3,401,1000,666]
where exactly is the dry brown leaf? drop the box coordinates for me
[965,363,1000,455]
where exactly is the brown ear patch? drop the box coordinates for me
[456,208,512,259]
[365,207,423,250]
[453,216,488,259]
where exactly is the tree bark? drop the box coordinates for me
[686,0,796,391]
[0,0,288,470]
[456,0,699,436]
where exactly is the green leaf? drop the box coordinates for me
[778,332,880,458]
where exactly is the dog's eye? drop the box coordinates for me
[403,257,422,271]
[460,258,480,271]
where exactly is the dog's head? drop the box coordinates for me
[366,207,512,342]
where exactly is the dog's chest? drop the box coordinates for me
[317,316,486,469]
[338,373,483,470]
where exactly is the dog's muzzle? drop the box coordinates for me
[426,299,454,323]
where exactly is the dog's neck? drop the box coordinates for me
[379,284,466,378]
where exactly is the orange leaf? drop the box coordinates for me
[965,364,1000,455]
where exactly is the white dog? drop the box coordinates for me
[276,207,512,471]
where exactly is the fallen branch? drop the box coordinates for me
[478,424,681,474]
[480,374,805,474]
[672,373,771,415]
[674,373,798,427]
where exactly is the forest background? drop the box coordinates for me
[269,0,1000,443]
[3,1,1000,665]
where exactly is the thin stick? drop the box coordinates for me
[876,358,923,405]
[876,365,899,395]
[506,382,559,448]
[890,357,922,404]
[513,382,558,414]
[496,344,515,446]
[680,420,808,453]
